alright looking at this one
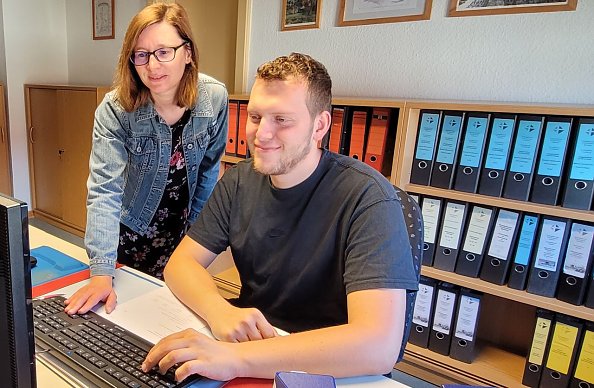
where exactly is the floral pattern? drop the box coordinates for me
[118,111,191,279]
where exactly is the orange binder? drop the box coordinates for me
[329,108,345,153]
[364,108,390,172]
[349,110,368,161]
[237,103,248,157]
[225,101,239,155]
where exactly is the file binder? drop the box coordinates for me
[449,289,482,364]
[502,115,545,201]
[479,209,521,285]
[420,196,443,266]
[526,217,571,297]
[508,214,540,291]
[329,107,348,154]
[236,102,248,157]
[530,117,573,205]
[570,322,594,388]
[409,276,438,348]
[562,118,594,210]
[410,110,442,186]
[430,112,465,189]
[349,110,368,161]
[586,270,594,308]
[409,193,420,205]
[364,108,391,173]
[540,315,583,388]
[478,114,517,197]
[522,309,554,388]
[225,100,239,155]
[428,282,459,356]
[453,113,491,193]
[557,222,594,306]
[433,201,468,272]
[455,205,495,278]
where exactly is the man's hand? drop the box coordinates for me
[208,304,278,342]
[64,275,117,314]
[142,329,242,382]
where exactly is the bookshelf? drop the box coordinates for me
[222,95,594,387]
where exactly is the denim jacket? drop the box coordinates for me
[85,74,228,277]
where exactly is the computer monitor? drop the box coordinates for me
[0,193,36,387]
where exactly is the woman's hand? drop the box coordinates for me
[64,275,117,314]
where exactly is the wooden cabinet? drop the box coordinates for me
[0,85,12,195]
[220,95,594,387]
[25,84,109,236]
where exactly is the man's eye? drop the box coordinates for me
[276,117,286,123]
[249,115,261,122]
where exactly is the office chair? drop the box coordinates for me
[394,186,423,363]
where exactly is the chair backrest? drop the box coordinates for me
[394,186,423,362]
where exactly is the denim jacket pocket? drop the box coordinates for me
[123,136,158,210]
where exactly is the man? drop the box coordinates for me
[142,53,418,382]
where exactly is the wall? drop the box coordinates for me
[248,0,594,104]
[2,0,69,203]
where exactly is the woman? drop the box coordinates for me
[65,3,228,315]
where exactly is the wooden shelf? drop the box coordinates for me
[222,154,248,164]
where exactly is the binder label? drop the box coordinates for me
[569,122,594,181]
[414,113,440,161]
[513,215,539,266]
[574,330,594,383]
[412,283,434,327]
[459,116,489,168]
[454,294,480,341]
[486,210,519,260]
[435,115,463,164]
[509,119,542,173]
[528,316,552,365]
[536,120,571,177]
[438,202,466,250]
[546,322,579,375]
[432,289,456,335]
[534,219,568,271]
[421,198,441,244]
[462,207,493,254]
[484,118,515,170]
[563,223,594,278]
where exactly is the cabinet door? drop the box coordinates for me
[29,88,61,218]
[0,85,11,195]
[57,89,96,229]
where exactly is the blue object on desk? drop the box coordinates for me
[274,371,336,387]
[30,245,88,286]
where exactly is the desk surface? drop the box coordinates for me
[30,225,409,388]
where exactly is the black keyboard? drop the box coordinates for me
[33,295,201,388]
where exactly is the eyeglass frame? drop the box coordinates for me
[129,41,188,66]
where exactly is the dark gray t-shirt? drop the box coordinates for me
[188,150,418,332]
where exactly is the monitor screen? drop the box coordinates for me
[0,193,36,387]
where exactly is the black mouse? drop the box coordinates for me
[30,255,38,268]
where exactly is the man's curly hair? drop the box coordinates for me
[256,53,332,117]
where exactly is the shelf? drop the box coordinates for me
[222,155,248,164]
[422,266,594,321]
[404,184,594,223]
[401,343,526,388]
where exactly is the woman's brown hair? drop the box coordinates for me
[113,3,198,112]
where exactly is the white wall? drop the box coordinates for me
[66,0,145,86]
[2,0,69,203]
[248,0,594,104]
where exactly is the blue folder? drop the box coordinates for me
[30,245,88,287]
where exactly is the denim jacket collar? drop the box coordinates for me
[133,77,215,123]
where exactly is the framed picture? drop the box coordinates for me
[338,0,432,27]
[93,0,115,40]
[448,0,577,17]
[282,0,323,31]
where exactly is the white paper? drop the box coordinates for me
[487,209,519,260]
[454,295,480,341]
[563,223,594,278]
[462,206,493,254]
[438,202,466,250]
[422,198,441,244]
[432,289,456,335]
[534,219,567,271]
[412,283,434,327]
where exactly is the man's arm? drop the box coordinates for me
[143,286,406,381]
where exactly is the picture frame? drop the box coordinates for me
[338,0,432,27]
[447,0,577,17]
[92,0,115,40]
[282,0,323,31]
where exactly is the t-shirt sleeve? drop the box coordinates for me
[186,165,237,255]
[343,198,419,294]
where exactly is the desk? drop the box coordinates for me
[30,225,409,387]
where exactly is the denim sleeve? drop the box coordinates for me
[188,87,229,223]
[85,95,128,277]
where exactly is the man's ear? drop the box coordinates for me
[313,110,331,142]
